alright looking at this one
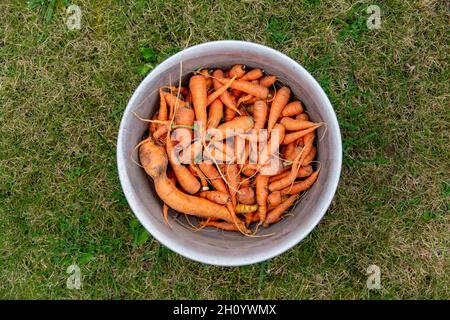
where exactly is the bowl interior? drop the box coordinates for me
[118,41,341,266]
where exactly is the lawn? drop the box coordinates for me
[0,0,448,299]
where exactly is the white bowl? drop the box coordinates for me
[117,40,342,266]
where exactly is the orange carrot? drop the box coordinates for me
[199,69,212,89]
[158,88,168,122]
[224,97,237,121]
[244,212,259,224]
[267,191,282,208]
[296,113,309,121]
[139,139,247,231]
[259,75,277,87]
[237,187,256,205]
[198,163,228,194]
[280,169,319,195]
[229,64,246,78]
[255,174,270,224]
[263,194,299,227]
[283,141,296,160]
[241,68,263,81]
[225,164,239,207]
[282,125,320,145]
[215,116,254,139]
[219,78,269,99]
[207,98,223,129]
[175,105,195,126]
[212,69,241,115]
[269,165,313,183]
[280,117,317,131]
[149,113,158,134]
[253,100,268,130]
[267,86,290,134]
[199,191,230,205]
[281,101,304,117]
[153,124,169,140]
[302,146,317,166]
[189,163,209,191]
[201,220,239,231]
[166,137,201,194]
[206,77,236,106]
[189,75,208,136]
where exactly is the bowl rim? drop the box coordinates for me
[117,40,342,266]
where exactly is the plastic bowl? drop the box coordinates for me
[117,40,342,266]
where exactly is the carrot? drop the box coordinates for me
[259,123,285,166]
[214,116,254,139]
[283,141,297,160]
[229,64,246,78]
[280,117,317,131]
[280,169,319,195]
[206,77,236,106]
[189,75,208,136]
[241,68,263,81]
[201,220,239,231]
[267,191,282,208]
[267,86,290,134]
[149,113,158,134]
[175,105,195,126]
[263,194,299,227]
[269,165,313,183]
[207,98,223,129]
[244,212,259,224]
[282,124,320,145]
[199,69,212,89]
[163,92,187,119]
[296,113,309,121]
[212,69,241,115]
[259,75,277,87]
[242,95,259,106]
[281,101,304,117]
[237,186,255,205]
[199,191,230,205]
[298,130,316,166]
[241,164,257,177]
[153,124,169,140]
[189,163,209,191]
[253,100,268,130]
[198,163,228,194]
[219,78,269,99]
[224,98,237,121]
[302,146,317,166]
[235,204,258,213]
[139,139,247,231]
[225,164,239,207]
[158,88,168,122]
[166,137,201,194]
[255,174,270,224]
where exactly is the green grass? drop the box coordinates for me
[1,0,448,299]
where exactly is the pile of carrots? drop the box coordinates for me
[138,65,323,235]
